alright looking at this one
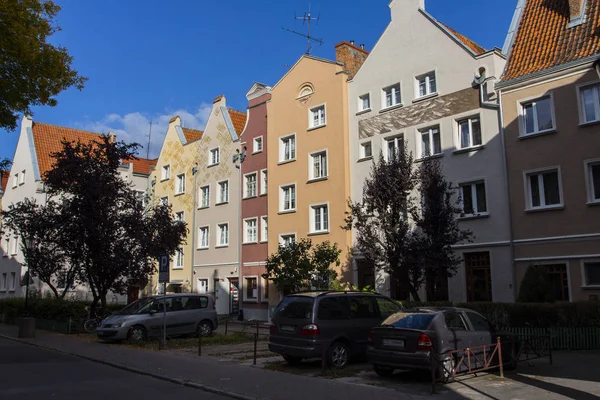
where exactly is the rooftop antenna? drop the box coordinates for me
[145,121,152,159]
[281,3,323,55]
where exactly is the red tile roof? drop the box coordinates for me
[127,158,157,175]
[181,128,203,143]
[228,109,247,136]
[502,0,600,82]
[1,170,8,192]
[441,23,487,55]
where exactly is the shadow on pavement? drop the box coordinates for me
[510,373,600,400]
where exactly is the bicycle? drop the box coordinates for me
[84,309,112,333]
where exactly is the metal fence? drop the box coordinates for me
[504,327,600,350]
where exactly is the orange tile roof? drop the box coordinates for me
[441,23,487,55]
[181,127,203,143]
[228,109,247,136]
[1,171,8,192]
[31,122,104,177]
[126,158,157,175]
[502,0,600,82]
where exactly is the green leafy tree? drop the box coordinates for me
[518,265,554,303]
[263,239,341,295]
[0,0,87,130]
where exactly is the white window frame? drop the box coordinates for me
[382,83,401,109]
[518,94,556,137]
[199,185,210,208]
[160,196,169,206]
[415,71,437,98]
[197,278,209,294]
[161,165,171,181]
[244,217,258,244]
[279,233,296,246]
[308,150,328,181]
[216,223,229,247]
[309,104,326,129]
[581,259,600,288]
[244,172,258,198]
[456,115,483,149]
[359,141,373,159]
[12,173,18,188]
[383,135,403,161]
[198,226,209,249]
[458,179,489,217]
[419,126,442,157]
[260,169,267,195]
[174,247,184,269]
[279,184,296,212]
[358,93,371,112]
[523,166,563,211]
[19,170,25,185]
[243,276,259,302]
[577,81,600,125]
[175,211,184,222]
[309,203,330,234]
[175,173,185,194]
[9,272,16,291]
[260,216,268,243]
[253,136,263,153]
[279,133,296,162]
[217,180,229,204]
[261,277,269,303]
[209,147,220,166]
[584,158,600,204]
[135,190,146,208]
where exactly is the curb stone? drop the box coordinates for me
[0,333,258,400]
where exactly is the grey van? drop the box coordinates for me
[96,294,218,341]
[269,291,402,368]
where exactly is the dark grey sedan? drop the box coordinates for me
[367,307,518,378]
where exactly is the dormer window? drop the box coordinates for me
[568,0,587,27]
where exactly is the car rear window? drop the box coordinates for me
[274,296,314,319]
[383,312,435,330]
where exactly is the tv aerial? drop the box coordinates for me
[282,3,323,55]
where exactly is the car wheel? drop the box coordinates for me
[197,320,213,337]
[128,325,147,341]
[373,365,394,377]
[282,355,303,365]
[437,354,455,382]
[328,341,350,369]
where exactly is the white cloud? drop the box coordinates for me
[77,104,212,159]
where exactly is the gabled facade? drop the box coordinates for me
[349,0,513,301]
[497,0,600,301]
[193,95,247,316]
[240,83,271,321]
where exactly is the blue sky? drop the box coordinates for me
[0,0,517,161]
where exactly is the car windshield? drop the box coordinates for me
[383,312,435,330]
[274,296,314,319]
[114,298,155,315]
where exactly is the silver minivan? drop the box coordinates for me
[96,294,218,341]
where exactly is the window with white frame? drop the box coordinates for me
[525,168,562,209]
[175,247,184,268]
[383,83,401,108]
[458,116,482,149]
[310,204,329,233]
[12,173,18,188]
[360,141,372,159]
[261,216,268,242]
[197,278,208,294]
[160,196,168,206]
[10,237,18,255]
[280,234,296,246]
[19,170,25,185]
[175,211,184,222]
[521,96,554,135]
[260,170,267,195]
[244,173,257,198]
[310,105,326,128]
[261,277,269,301]
[161,165,171,180]
[217,181,229,204]
[583,261,600,286]
[9,272,15,291]
[359,94,371,111]
[217,223,229,246]
[253,136,263,153]
[420,126,441,157]
[209,148,220,166]
[245,277,258,300]
[459,181,487,216]
[416,72,437,97]
[310,151,328,180]
[0,273,6,291]
[586,161,600,203]
[176,173,185,194]
[135,191,146,208]
[579,83,600,123]
[279,134,296,162]
[280,185,296,211]
[385,136,403,161]
[244,218,257,243]
[199,185,210,208]
[198,226,209,249]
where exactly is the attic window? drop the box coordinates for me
[568,0,587,27]
[298,84,314,98]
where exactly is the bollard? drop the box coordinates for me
[430,351,437,394]
[497,337,504,378]
[198,333,202,356]
[253,333,258,365]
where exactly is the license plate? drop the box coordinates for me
[280,325,295,332]
[383,338,405,348]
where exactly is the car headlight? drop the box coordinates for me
[103,323,123,329]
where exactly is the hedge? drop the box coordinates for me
[399,301,600,328]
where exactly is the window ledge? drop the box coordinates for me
[160,178,170,182]
[198,205,210,210]
[19,183,24,186]
[307,124,326,132]
[215,201,229,206]
[259,193,267,197]
[243,241,258,246]
[8,290,15,293]
[252,150,263,155]
[278,159,296,166]
[518,129,556,140]
[278,210,296,215]
[207,163,219,168]
[215,245,229,249]
[415,153,444,163]
[172,267,184,271]
[586,201,600,207]
[356,108,372,116]
[0,290,6,292]
[581,285,600,289]
[174,192,185,197]
[260,240,268,244]
[357,156,373,163]
[261,300,269,304]
[525,205,564,213]
[307,177,328,184]
[243,300,259,304]
[307,231,330,237]
[412,92,439,104]
[453,145,485,155]
[379,103,404,114]
[243,195,258,200]
[459,213,490,221]
[197,247,209,251]
[579,119,600,128]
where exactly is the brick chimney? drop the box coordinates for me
[568,0,586,21]
[335,41,369,80]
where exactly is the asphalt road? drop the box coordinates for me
[0,337,229,400]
